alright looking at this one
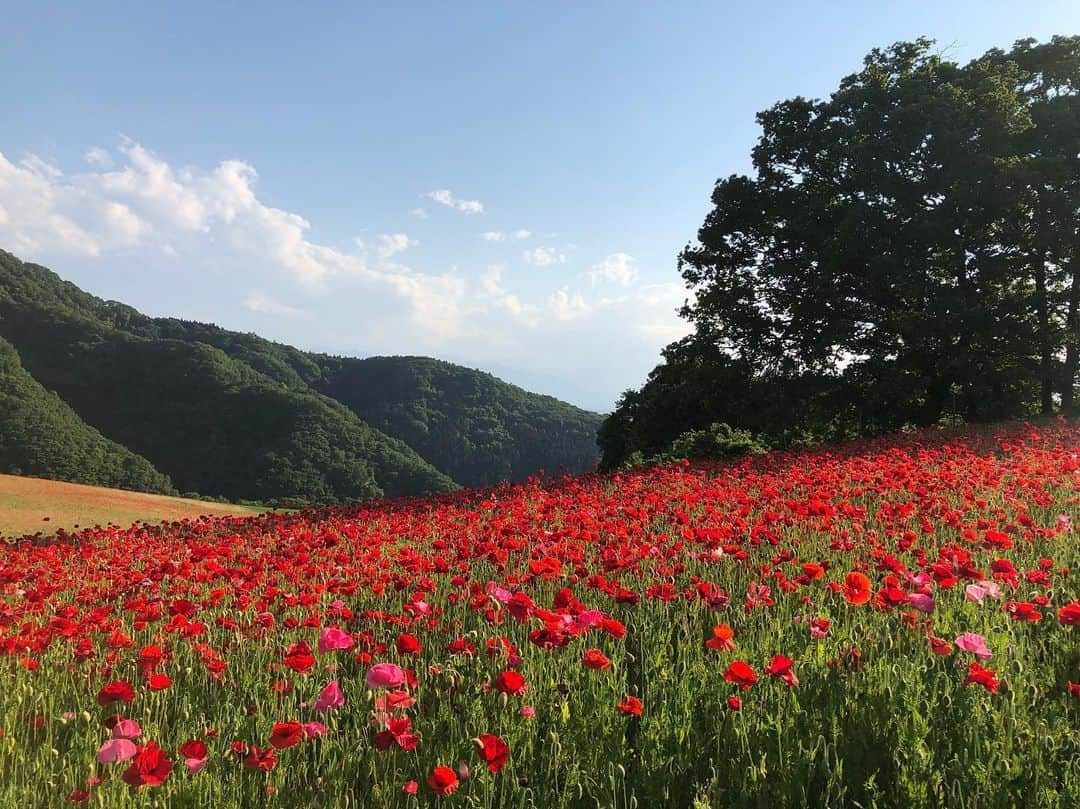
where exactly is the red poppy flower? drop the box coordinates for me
[179,739,207,760]
[396,633,422,655]
[138,645,164,671]
[476,734,509,773]
[121,741,173,787]
[705,623,736,651]
[928,636,953,656]
[842,572,872,606]
[582,649,611,670]
[269,721,304,749]
[963,662,1000,694]
[727,696,742,711]
[1058,601,1080,626]
[493,670,527,696]
[723,661,758,690]
[427,765,460,796]
[616,696,643,716]
[146,673,172,691]
[764,654,798,687]
[374,716,418,751]
[1004,601,1042,622]
[283,642,315,674]
[96,681,135,707]
[242,745,278,772]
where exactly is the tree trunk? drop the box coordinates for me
[1034,249,1054,414]
[1063,259,1080,413]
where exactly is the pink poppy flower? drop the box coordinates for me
[365,663,406,689]
[318,627,354,654]
[98,738,138,764]
[302,721,327,739]
[907,593,935,613]
[954,632,992,660]
[485,581,512,604]
[314,680,345,712]
[111,718,142,740]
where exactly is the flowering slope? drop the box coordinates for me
[1,420,1079,807]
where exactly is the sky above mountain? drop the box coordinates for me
[3,1,1078,410]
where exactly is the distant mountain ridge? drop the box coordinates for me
[0,250,603,503]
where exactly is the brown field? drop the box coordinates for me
[0,474,265,539]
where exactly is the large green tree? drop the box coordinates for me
[602,36,1080,469]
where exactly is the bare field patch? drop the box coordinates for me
[0,474,263,538]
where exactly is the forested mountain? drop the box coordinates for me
[314,356,602,487]
[0,251,601,502]
[0,336,175,494]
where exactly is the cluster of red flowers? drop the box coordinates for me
[0,420,1077,803]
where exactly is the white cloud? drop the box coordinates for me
[376,232,416,260]
[244,290,304,317]
[425,188,483,214]
[481,231,504,241]
[546,288,592,321]
[21,154,62,179]
[523,246,566,266]
[409,207,428,218]
[0,143,466,336]
[588,252,640,286]
[0,140,692,410]
[85,147,112,167]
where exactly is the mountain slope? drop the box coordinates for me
[313,355,602,487]
[0,251,455,503]
[0,249,602,499]
[100,319,604,485]
[0,336,175,494]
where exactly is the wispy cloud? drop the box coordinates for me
[244,290,304,317]
[425,188,483,214]
[587,252,639,286]
[523,246,566,266]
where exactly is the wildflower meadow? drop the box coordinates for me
[1,419,1079,808]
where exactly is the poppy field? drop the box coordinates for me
[1,420,1079,808]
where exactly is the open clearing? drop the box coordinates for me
[0,473,264,538]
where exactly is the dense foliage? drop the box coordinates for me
[0,251,600,502]
[0,337,174,494]
[601,36,1080,470]
[0,252,454,504]
[0,420,1078,807]
[315,356,602,488]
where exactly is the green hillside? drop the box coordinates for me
[314,355,602,487]
[0,250,601,502]
[0,336,175,494]
[0,251,455,503]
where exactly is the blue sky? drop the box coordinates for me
[3,1,1078,411]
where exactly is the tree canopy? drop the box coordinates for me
[0,336,175,493]
[602,36,1080,469]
